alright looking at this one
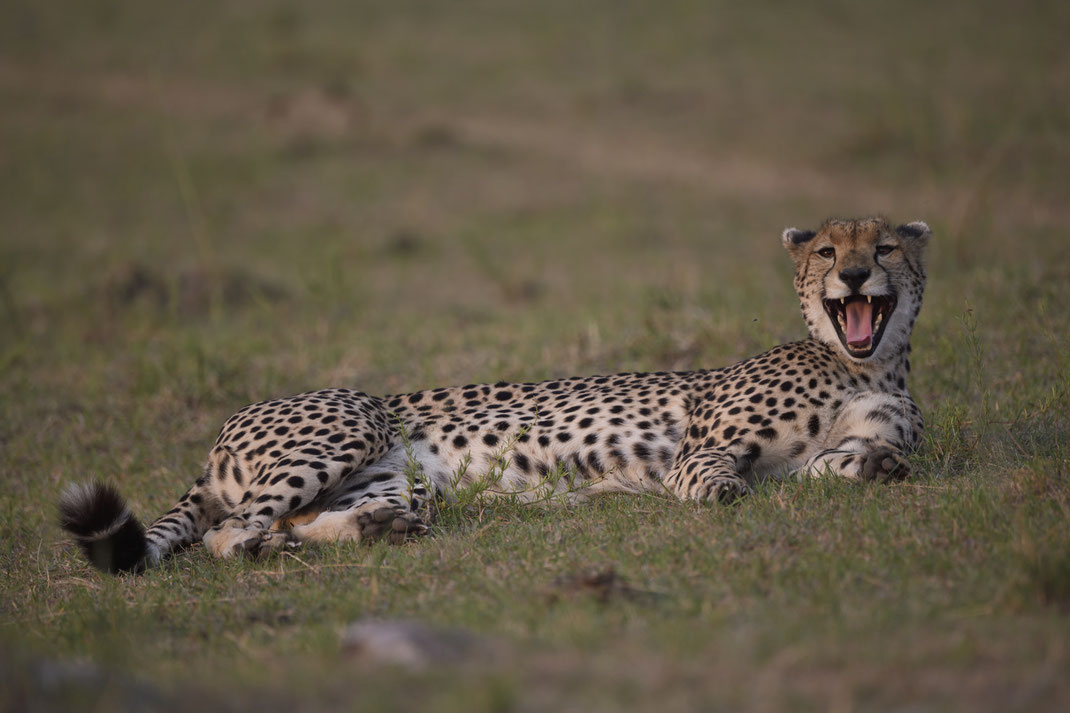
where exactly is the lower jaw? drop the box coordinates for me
[845,342,876,358]
[827,324,880,358]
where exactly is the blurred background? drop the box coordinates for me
[2,0,1066,399]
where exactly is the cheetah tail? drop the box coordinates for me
[58,482,151,575]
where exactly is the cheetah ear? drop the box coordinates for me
[782,228,816,255]
[895,221,931,242]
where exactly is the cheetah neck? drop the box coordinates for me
[831,339,912,391]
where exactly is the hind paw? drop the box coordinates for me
[355,505,429,544]
[204,524,296,559]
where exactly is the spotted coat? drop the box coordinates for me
[59,217,931,572]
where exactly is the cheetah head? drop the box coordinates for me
[782,217,930,364]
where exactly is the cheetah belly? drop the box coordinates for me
[404,424,682,502]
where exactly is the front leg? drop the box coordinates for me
[795,392,921,483]
[663,447,752,504]
[797,437,910,483]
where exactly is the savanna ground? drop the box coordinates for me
[2,1,1069,711]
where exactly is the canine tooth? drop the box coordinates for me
[840,298,845,304]
[867,295,872,303]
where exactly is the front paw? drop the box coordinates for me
[861,447,909,483]
[696,475,751,504]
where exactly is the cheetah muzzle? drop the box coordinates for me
[60,216,931,574]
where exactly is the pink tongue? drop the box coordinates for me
[845,300,873,348]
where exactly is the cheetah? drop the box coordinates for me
[60,217,930,574]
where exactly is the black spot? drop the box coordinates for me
[587,452,604,473]
[483,433,499,447]
[808,414,821,438]
[453,435,468,448]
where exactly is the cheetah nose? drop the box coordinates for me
[839,267,871,292]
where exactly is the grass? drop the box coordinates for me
[1,0,1069,710]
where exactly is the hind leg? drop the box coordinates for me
[128,388,398,563]
[291,456,433,545]
[290,504,428,546]
[203,446,364,558]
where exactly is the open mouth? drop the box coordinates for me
[823,293,897,358]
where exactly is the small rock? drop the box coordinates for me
[545,566,660,604]
[341,619,504,670]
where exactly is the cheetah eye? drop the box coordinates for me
[816,247,835,259]
[875,245,896,257]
